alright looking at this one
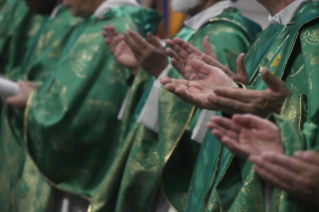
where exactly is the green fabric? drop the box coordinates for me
[22,6,160,205]
[0,0,44,74]
[89,23,193,212]
[157,8,261,212]
[191,2,319,212]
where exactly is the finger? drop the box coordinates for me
[166,48,183,65]
[173,37,201,55]
[232,114,274,130]
[236,53,249,85]
[127,30,149,49]
[160,76,173,85]
[294,151,319,166]
[202,36,217,60]
[208,95,247,114]
[213,87,254,103]
[210,116,241,133]
[261,67,288,92]
[253,163,294,192]
[200,54,235,78]
[124,32,143,58]
[171,58,186,77]
[221,136,249,158]
[147,32,162,48]
[191,58,213,76]
[165,39,189,59]
[262,152,308,174]
[250,154,301,187]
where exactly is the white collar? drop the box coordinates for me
[184,0,235,30]
[94,0,141,18]
[268,0,311,25]
[50,4,63,19]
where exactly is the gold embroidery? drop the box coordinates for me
[270,53,282,75]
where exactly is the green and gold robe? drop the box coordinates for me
[18,6,160,210]
[189,2,319,212]
[0,7,86,212]
[91,8,260,212]
[0,0,44,74]
[159,9,261,212]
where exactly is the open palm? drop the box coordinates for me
[103,26,138,70]
[208,114,283,158]
[160,58,238,110]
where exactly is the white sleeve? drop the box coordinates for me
[137,64,172,133]
[0,77,20,97]
[117,88,132,120]
[191,109,217,144]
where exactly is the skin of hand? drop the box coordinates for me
[207,114,283,158]
[208,67,290,117]
[165,36,216,80]
[250,151,319,205]
[6,80,36,110]
[165,36,249,85]
[102,26,140,76]
[124,30,168,78]
[160,57,238,109]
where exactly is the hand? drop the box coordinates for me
[208,67,290,117]
[6,80,35,110]
[165,36,216,80]
[102,26,139,76]
[207,114,283,158]
[124,30,168,78]
[250,151,319,205]
[165,37,249,84]
[160,58,238,110]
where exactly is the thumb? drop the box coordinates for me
[261,67,286,92]
[147,32,162,48]
[236,53,249,84]
[203,36,217,60]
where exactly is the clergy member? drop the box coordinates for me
[4,0,160,211]
[103,0,261,211]
[160,0,319,211]
[208,113,319,210]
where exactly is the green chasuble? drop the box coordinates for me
[19,6,160,208]
[190,2,319,212]
[158,9,261,212]
[91,8,260,212]
[0,0,44,74]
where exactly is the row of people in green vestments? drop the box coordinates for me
[0,0,318,211]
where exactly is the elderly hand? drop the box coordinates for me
[160,57,238,109]
[6,80,35,110]
[103,26,140,76]
[124,30,168,78]
[250,151,319,205]
[165,37,249,84]
[207,114,283,158]
[208,67,290,117]
[165,36,216,80]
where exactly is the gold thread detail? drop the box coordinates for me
[160,106,196,212]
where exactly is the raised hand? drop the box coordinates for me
[124,30,168,78]
[160,58,238,110]
[208,67,290,117]
[165,36,215,80]
[6,80,36,110]
[103,26,139,76]
[250,151,319,205]
[207,114,283,158]
[165,37,249,85]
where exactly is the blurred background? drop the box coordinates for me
[143,0,269,38]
